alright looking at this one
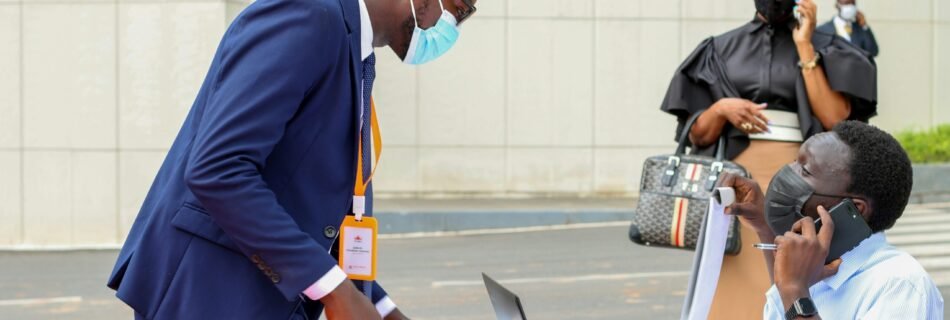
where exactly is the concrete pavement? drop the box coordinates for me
[373,198,635,235]
[1,203,949,319]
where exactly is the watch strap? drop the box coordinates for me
[785,297,818,320]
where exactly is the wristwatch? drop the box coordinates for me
[785,297,818,319]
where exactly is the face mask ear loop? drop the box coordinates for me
[409,0,419,28]
[437,0,446,12]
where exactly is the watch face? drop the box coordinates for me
[796,298,818,315]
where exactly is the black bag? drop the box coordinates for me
[628,113,749,255]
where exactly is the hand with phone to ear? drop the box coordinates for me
[773,205,843,314]
[793,0,818,46]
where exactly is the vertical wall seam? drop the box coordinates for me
[18,0,25,245]
[589,3,596,196]
[502,2,509,195]
[114,0,121,244]
[933,0,938,128]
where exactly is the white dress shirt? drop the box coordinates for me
[833,15,853,42]
[763,232,944,319]
[302,0,396,317]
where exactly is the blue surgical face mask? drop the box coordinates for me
[403,0,460,65]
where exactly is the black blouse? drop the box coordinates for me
[723,20,800,112]
[660,18,877,160]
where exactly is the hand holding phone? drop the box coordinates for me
[813,199,872,264]
[792,0,817,45]
[773,204,842,296]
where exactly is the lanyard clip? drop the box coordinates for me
[353,195,366,221]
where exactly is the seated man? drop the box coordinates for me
[719,121,944,319]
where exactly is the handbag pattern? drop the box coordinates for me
[628,113,749,255]
[631,156,746,254]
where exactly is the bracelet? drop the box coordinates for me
[798,52,821,71]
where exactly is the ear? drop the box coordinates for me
[852,198,872,221]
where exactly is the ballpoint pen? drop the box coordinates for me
[754,218,820,251]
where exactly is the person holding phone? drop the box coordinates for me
[658,0,877,317]
[818,0,879,57]
[718,121,943,319]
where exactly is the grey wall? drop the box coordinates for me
[0,0,947,247]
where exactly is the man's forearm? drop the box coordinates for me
[779,285,809,314]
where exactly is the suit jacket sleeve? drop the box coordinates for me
[861,26,880,58]
[371,281,390,304]
[184,1,345,301]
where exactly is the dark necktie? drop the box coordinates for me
[361,53,376,202]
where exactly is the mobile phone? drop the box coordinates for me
[793,5,802,29]
[814,199,872,264]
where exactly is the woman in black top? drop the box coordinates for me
[659,0,875,318]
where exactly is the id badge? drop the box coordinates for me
[338,215,378,280]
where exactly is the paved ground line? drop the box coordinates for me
[0,296,82,307]
[899,243,950,257]
[381,221,630,239]
[901,209,946,216]
[911,202,950,210]
[917,256,950,271]
[431,271,690,288]
[887,222,950,235]
[928,270,950,287]
[889,232,950,245]
[892,215,950,225]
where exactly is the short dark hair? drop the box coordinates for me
[833,121,913,232]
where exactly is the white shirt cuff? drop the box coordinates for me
[764,285,787,320]
[376,296,397,317]
[302,266,347,301]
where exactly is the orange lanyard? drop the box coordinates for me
[352,98,382,220]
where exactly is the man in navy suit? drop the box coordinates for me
[818,0,879,57]
[107,0,477,319]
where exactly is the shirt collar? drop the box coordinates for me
[748,16,766,33]
[748,14,797,34]
[358,0,374,61]
[820,232,888,291]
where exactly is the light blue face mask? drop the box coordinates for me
[403,0,460,65]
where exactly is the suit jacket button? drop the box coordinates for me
[270,274,281,284]
[323,226,338,238]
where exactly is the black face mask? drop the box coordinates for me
[754,0,796,26]
[765,165,851,234]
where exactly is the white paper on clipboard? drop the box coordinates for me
[680,188,735,320]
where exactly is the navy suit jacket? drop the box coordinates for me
[818,18,880,57]
[107,0,387,318]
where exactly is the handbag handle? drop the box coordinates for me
[673,111,727,161]
[663,111,729,190]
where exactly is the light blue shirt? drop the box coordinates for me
[764,232,944,319]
